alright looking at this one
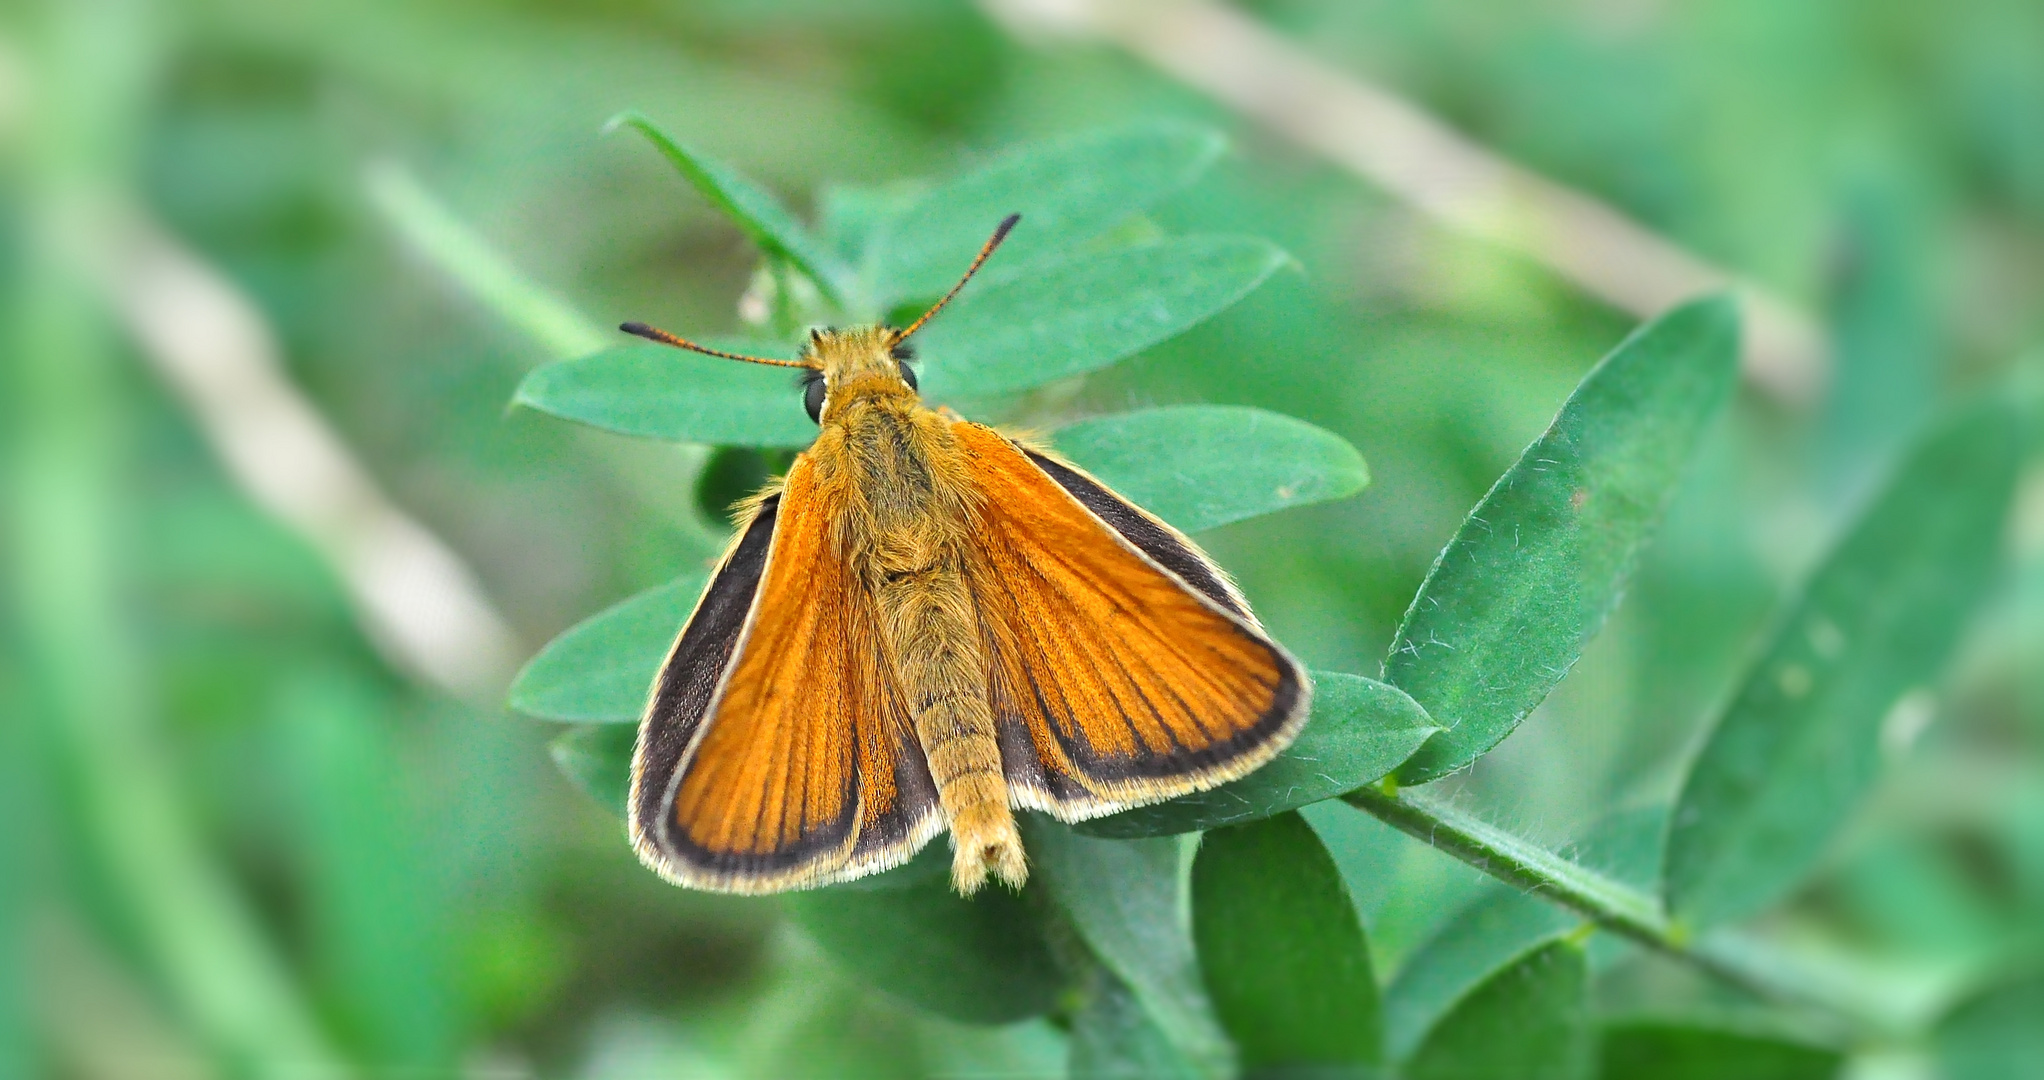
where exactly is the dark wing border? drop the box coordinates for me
[1021,448,1254,621]
[628,495,780,867]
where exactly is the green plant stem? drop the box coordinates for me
[365,160,729,562]
[364,161,609,357]
[1344,784,1879,1033]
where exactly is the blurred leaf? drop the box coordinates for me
[365,162,610,358]
[1383,893,1576,1060]
[282,674,454,1072]
[1079,673,1436,838]
[749,976,929,1080]
[607,111,854,303]
[0,681,21,1080]
[549,724,635,816]
[918,237,1289,400]
[1382,807,1666,1058]
[1391,297,1741,783]
[510,573,708,722]
[1052,406,1370,534]
[1664,400,2023,928]
[818,181,924,266]
[1027,822,1230,1076]
[1815,177,1936,494]
[513,342,814,448]
[1069,963,1205,1080]
[784,876,1063,1024]
[1191,812,1380,1074]
[1402,940,1590,1080]
[871,122,1227,303]
[1598,1022,1841,1080]
[1933,971,2044,1080]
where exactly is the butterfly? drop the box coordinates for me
[623,214,1309,895]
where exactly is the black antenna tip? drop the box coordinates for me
[995,212,1021,238]
[620,321,654,338]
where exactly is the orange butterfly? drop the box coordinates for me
[624,215,1309,895]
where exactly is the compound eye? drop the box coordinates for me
[803,373,827,424]
[897,361,919,391]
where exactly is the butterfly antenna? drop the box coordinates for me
[895,213,1020,343]
[620,322,818,369]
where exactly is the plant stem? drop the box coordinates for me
[365,161,730,561]
[1345,784,1881,1033]
[364,161,609,358]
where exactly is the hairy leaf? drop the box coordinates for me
[1391,297,1741,783]
[1192,812,1379,1073]
[1403,940,1590,1080]
[918,237,1289,400]
[1383,807,1667,1058]
[784,878,1064,1024]
[1053,406,1369,534]
[1079,673,1436,838]
[1027,822,1230,1076]
[1664,400,2022,928]
[871,122,1227,304]
[510,573,707,722]
[513,342,813,447]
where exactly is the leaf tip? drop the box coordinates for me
[600,109,649,137]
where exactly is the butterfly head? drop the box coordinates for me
[618,212,1018,428]
[797,326,919,424]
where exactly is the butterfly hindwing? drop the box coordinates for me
[630,459,941,893]
[950,422,1311,820]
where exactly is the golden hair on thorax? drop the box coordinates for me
[619,212,1310,897]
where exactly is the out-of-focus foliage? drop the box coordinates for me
[4,0,2041,1077]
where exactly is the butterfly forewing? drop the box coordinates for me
[631,459,941,893]
[952,422,1311,819]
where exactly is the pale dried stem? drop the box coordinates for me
[980,0,1830,405]
[82,199,523,701]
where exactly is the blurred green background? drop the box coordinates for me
[3,0,2041,1076]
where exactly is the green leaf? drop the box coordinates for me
[512,342,814,448]
[1026,821,1230,1076]
[607,110,854,303]
[1383,892,1576,1060]
[548,723,634,817]
[1078,673,1436,839]
[784,876,1064,1024]
[1382,806,1666,1059]
[871,122,1227,304]
[1402,940,1590,1080]
[1192,812,1380,1074]
[1598,1022,1842,1080]
[281,674,454,1071]
[1070,963,1206,1080]
[509,573,707,722]
[1390,296,1741,784]
[917,237,1290,401]
[1663,399,2023,928]
[1052,407,1370,534]
[1933,971,2044,1080]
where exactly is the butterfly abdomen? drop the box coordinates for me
[872,551,1024,894]
[834,399,1025,894]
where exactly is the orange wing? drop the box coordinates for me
[629,456,940,893]
[951,422,1311,819]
